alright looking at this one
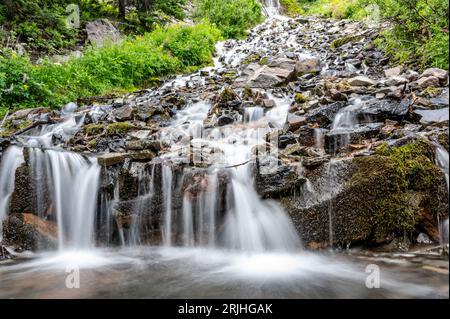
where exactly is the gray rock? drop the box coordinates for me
[113,105,134,121]
[414,108,449,125]
[416,76,440,89]
[295,56,322,75]
[420,68,448,84]
[86,19,121,47]
[348,76,377,87]
[384,66,403,77]
[325,123,383,154]
[416,233,433,244]
[97,153,127,166]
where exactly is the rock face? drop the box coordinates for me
[86,19,121,47]
[2,214,58,251]
[278,141,448,248]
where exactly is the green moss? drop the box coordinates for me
[259,57,269,66]
[83,124,105,136]
[106,122,134,135]
[0,119,32,137]
[243,53,261,65]
[295,93,308,104]
[87,139,98,149]
[218,87,238,103]
[350,140,447,240]
[422,87,442,98]
[330,36,363,50]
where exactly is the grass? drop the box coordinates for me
[0,23,221,118]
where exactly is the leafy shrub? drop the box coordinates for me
[194,0,263,38]
[300,0,449,70]
[0,23,221,117]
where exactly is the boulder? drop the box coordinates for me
[413,108,449,125]
[86,19,121,47]
[284,114,307,132]
[279,141,448,248]
[416,76,440,89]
[384,66,403,77]
[295,56,322,75]
[234,58,298,88]
[325,123,383,155]
[306,102,346,126]
[97,153,127,166]
[348,76,377,87]
[420,68,448,85]
[2,214,58,251]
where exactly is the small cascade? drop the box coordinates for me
[0,146,25,241]
[262,0,281,17]
[435,144,449,244]
[244,107,265,122]
[29,148,100,250]
[314,128,326,150]
[162,164,173,246]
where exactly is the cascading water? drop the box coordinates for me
[436,145,449,244]
[0,146,24,241]
[158,92,301,252]
[1,107,100,251]
[262,0,281,17]
[28,148,100,250]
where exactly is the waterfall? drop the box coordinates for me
[435,145,449,244]
[262,0,281,17]
[0,146,25,242]
[158,93,301,252]
[29,149,100,250]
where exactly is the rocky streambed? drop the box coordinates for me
[0,13,448,298]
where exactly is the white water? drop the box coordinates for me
[28,149,100,250]
[263,0,281,17]
[0,146,25,241]
[436,145,449,244]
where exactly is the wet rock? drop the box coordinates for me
[217,114,236,126]
[261,99,275,108]
[306,102,346,126]
[125,139,161,152]
[384,76,408,87]
[255,160,306,198]
[384,66,403,77]
[128,150,156,162]
[278,132,298,149]
[355,98,411,123]
[416,233,433,244]
[413,108,449,125]
[280,142,448,248]
[325,123,383,155]
[86,19,121,47]
[2,214,58,251]
[420,68,448,85]
[0,245,12,260]
[348,76,376,87]
[295,56,321,76]
[113,105,134,121]
[234,59,297,88]
[284,114,307,132]
[303,156,330,168]
[416,76,440,89]
[97,153,127,166]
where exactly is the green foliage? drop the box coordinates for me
[194,0,264,39]
[0,1,189,55]
[280,0,304,16]
[0,23,221,115]
[299,0,449,70]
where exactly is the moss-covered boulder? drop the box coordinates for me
[278,140,448,249]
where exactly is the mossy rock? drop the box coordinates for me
[106,122,134,135]
[0,119,33,137]
[83,123,105,136]
[295,93,308,104]
[350,140,448,242]
[330,35,363,50]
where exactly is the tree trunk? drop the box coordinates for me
[118,0,126,18]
